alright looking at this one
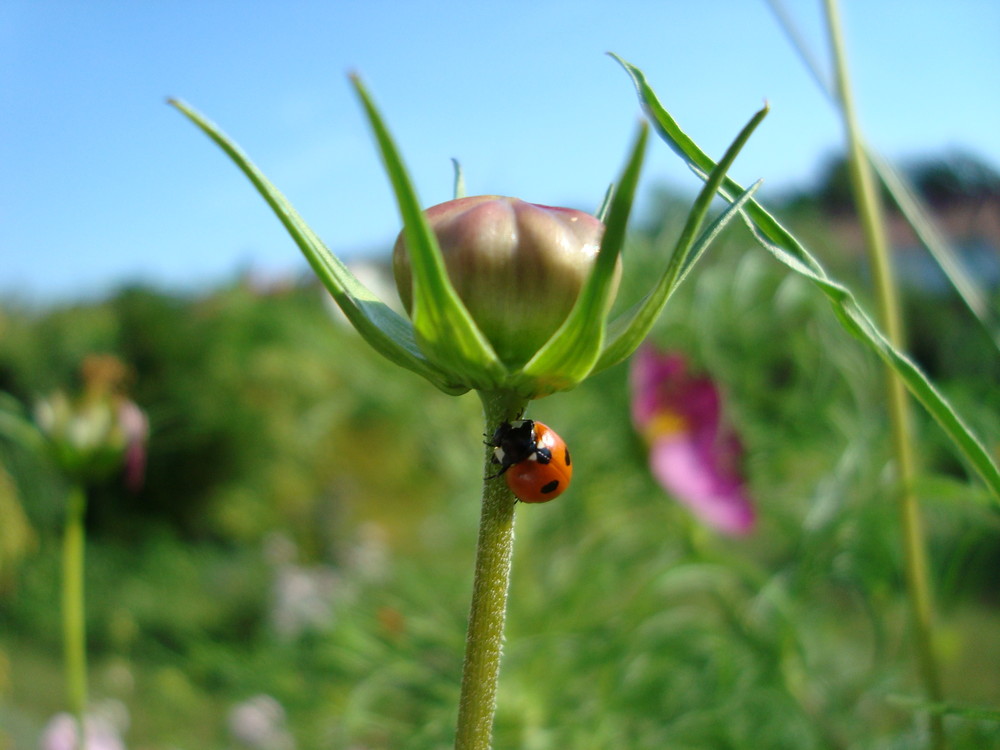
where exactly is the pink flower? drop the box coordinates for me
[117,399,148,492]
[40,711,126,750]
[630,345,754,535]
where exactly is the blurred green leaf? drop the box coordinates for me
[888,694,1000,723]
[0,393,46,455]
[0,463,37,589]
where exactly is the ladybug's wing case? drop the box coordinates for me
[504,456,569,503]
[534,425,572,480]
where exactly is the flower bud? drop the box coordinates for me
[35,355,148,487]
[393,196,620,369]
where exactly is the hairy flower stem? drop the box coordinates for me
[824,1,945,746]
[62,484,88,750]
[455,390,528,750]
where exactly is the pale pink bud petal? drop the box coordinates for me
[393,195,618,368]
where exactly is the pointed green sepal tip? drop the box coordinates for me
[173,63,770,404]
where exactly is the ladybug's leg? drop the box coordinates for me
[484,448,510,481]
[484,465,508,480]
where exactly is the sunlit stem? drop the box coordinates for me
[62,483,88,750]
[824,1,945,747]
[454,390,528,750]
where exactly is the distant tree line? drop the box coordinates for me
[793,150,1000,213]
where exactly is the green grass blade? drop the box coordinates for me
[514,124,648,395]
[613,54,1000,505]
[610,53,826,278]
[872,153,1000,349]
[595,103,768,373]
[350,75,506,390]
[888,695,1000,723]
[596,182,759,374]
[749,206,1000,505]
[169,99,464,395]
[676,181,762,283]
[764,4,1000,350]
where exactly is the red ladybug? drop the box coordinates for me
[489,419,572,503]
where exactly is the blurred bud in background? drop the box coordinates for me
[34,355,148,490]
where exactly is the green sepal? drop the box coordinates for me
[594,183,614,223]
[511,123,648,397]
[595,102,768,373]
[169,98,467,396]
[350,76,508,392]
[451,158,466,200]
[612,54,1000,504]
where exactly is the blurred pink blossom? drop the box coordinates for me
[117,399,148,492]
[630,345,754,535]
[40,710,126,750]
[228,694,294,750]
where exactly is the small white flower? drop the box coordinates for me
[228,695,294,750]
[40,708,126,750]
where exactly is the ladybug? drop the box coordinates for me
[488,419,572,503]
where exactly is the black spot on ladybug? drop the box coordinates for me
[563,447,571,466]
[540,479,560,495]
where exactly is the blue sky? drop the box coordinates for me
[2,1,998,302]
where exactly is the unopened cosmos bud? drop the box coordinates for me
[393,195,620,369]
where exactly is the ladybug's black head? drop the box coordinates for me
[490,419,538,471]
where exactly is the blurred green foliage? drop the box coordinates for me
[1,193,999,748]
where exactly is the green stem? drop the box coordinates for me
[454,390,528,750]
[823,2,945,747]
[62,483,88,750]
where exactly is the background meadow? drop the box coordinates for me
[2,170,999,746]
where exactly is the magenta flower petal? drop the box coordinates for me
[630,344,755,535]
[629,346,686,427]
[649,435,754,535]
[118,399,149,492]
